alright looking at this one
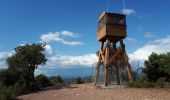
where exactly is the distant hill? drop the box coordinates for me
[37,66,93,78]
[63,75,93,84]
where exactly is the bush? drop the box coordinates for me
[128,81,155,88]
[50,76,64,85]
[0,84,14,100]
[163,82,170,88]
[76,77,84,84]
[35,74,52,88]
[142,81,155,88]
[128,76,155,88]
[0,69,19,86]
[128,52,170,88]
[142,52,170,82]
[155,77,167,88]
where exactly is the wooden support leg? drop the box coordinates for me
[96,42,104,85]
[104,39,110,86]
[95,55,101,85]
[115,60,120,85]
[125,55,133,82]
[119,39,133,82]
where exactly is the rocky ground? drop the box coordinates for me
[18,83,170,100]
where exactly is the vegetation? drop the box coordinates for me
[1,43,169,99]
[129,52,170,88]
[8,43,47,91]
[76,77,84,84]
[50,76,64,84]
[35,74,65,89]
[0,84,14,100]
[0,43,47,99]
[35,74,52,88]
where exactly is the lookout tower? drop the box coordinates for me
[95,12,133,86]
[97,12,127,41]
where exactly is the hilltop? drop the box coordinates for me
[18,83,170,100]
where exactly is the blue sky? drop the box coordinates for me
[0,0,170,77]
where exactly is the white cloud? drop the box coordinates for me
[61,40,83,46]
[42,35,170,68]
[34,69,43,76]
[0,51,13,69]
[0,51,13,60]
[41,44,97,68]
[40,31,83,46]
[46,53,97,67]
[45,45,53,55]
[121,8,136,16]
[40,32,61,42]
[61,31,79,38]
[129,35,170,61]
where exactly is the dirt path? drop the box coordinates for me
[18,83,170,100]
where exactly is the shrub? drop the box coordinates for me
[50,76,64,84]
[0,69,19,87]
[76,77,84,84]
[0,84,14,100]
[128,81,143,88]
[155,77,167,88]
[128,52,170,88]
[35,74,52,88]
[128,76,155,88]
[142,81,155,88]
[128,81,155,88]
[142,52,170,82]
[163,82,170,88]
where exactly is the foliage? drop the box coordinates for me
[0,43,47,100]
[76,77,84,84]
[142,52,170,82]
[0,84,14,100]
[5,43,47,91]
[0,69,18,86]
[50,76,64,84]
[128,78,155,88]
[35,74,52,88]
[129,52,170,88]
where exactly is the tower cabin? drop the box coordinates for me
[97,12,127,42]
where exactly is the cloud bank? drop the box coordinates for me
[40,31,83,46]
[46,53,97,67]
[1,34,170,69]
[129,35,170,61]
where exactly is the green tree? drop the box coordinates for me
[142,52,170,82]
[6,43,47,91]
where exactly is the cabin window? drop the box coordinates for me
[118,19,125,25]
[107,17,125,25]
[98,17,105,29]
[107,17,119,24]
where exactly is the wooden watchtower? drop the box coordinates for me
[95,12,133,86]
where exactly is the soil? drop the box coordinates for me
[18,83,170,100]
